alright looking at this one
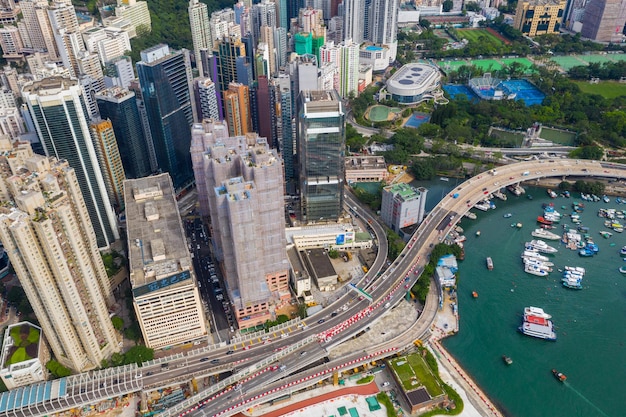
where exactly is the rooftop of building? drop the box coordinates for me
[0,322,42,371]
[385,63,441,93]
[345,156,387,170]
[22,76,78,95]
[95,86,133,101]
[364,45,384,51]
[286,224,357,244]
[124,174,192,290]
[520,0,565,5]
[384,183,422,200]
[287,246,310,281]
[300,90,343,115]
[302,247,337,279]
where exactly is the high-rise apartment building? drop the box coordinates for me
[0,26,24,60]
[223,82,252,136]
[339,40,359,98]
[90,118,126,210]
[191,120,290,329]
[193,77,221,121]
[19,0,59,60]
[115,0,151,34]
[129,79,159,172]
[96,87,152,179]
[513,0,567,36]
[343,0,364,43]
[580,0,626,42]
[297,90,345,223]
[22,77,119,248]
[368,0,398,62]
[256,75,277,148]
[251,0,277,43]
[189,0,212,75]
[0,138,120,372]
[125,174,208,349]
[104,55,135,88]
[136,44,195,190]
[275,74,293,181]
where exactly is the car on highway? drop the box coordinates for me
[199,358,209,362]
[317,319,325,324]
[300,351,307,356]
[226,350,234,355]
[210,359,220,364]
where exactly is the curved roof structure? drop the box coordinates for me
[386,63,441,97]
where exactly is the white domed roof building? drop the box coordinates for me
[381,63,443,104]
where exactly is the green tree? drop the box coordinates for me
[124,345,154,365]
[46,360,71,378]
[111,316,124,331]
[110,352,125,366]
[328,249,340,259]
[124,322,142,344]
[386,230,405,261]
[442,0,454,12]
[411,159,436,180]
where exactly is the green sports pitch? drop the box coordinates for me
[456,28,504,46]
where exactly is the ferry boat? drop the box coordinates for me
[518,307,557,341]
[526,240,558,254]
[521,250,550,262]
[486,257,493,270]
[502,355,513,365]
[531,228,561,241]
[552,369,567,382]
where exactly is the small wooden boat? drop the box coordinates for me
[502,355,513,365]
[472,291,478,298]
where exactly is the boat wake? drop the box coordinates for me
[563,382,610,417]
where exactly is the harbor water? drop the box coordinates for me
[436,187,626,417]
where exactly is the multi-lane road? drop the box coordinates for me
[5,159,626,417]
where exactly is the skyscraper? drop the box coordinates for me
[275,74,294,181]
[0,138,120,372]
[193,77,221,121]
[297,90,345,223]
[188,0,212,75]
[339,39,359,98]
[90,118,126,210]
[368,0,399,61]
[125,174,208,349]
[214,36,247,92]
[191,120,289,329]
[256,75,277,148]
[223,82,252,136]
[96,87,152,179]
[22,76,119,248]
[136,44,195,190]
[580,0,626,42]
[343,0,364,43]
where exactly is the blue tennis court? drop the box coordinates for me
[499,79,545,106]
[404,112,431,129]
[443,84,476,100]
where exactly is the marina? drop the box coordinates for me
[440,185,625,417]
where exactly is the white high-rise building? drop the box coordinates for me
[368,0,398,62]
[251,0,277,43]
[339,39,359,98]
[19,0,59,60]
[125,174,208,349]
[343,0,364,44]
[189,0,212,76]
[193,77,220,121]
[115,0,151,34]
[104,55,135,88]
[0,138,120,372]
[211,8,237,43]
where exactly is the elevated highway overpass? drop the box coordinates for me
[3,159,625,417]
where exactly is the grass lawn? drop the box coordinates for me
[390,354,444,397]
[574,80,626,99]
[457,29,504,46]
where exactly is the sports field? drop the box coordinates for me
[574,80,626,99]
[365,105,401,122]
[489,128,525,146]
[539,127,577,145]
[438,57,534,74]
[457,28,504,47]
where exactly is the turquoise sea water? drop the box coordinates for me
[439,188,626,417]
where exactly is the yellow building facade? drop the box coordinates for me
[514,0,567,36]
